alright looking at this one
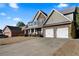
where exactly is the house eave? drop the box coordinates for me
[43,21,72,28]
[26,26,43,29]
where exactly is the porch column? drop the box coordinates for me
[34,28,35,33]
[29,29,31,36]
[41,28,43,36]
[34,28,36,36]
[24,29,26,35]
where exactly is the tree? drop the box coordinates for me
[16,21,25,28]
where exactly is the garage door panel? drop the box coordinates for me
[57,27,68,38]
[45,29,54,37]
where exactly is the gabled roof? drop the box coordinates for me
[43,7,79,26]
[28,10,47,24]
[43,9,72,26]
[59,6,78,15]
[3,25,22,32]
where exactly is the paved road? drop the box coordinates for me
[0,37,69,56]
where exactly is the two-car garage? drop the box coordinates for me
[43,9,74,39]
[45,27,69,38]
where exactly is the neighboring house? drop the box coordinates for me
[43,7,79,38]
[26,10,47,36]
[3,25,24,37]
[0,29,3,35]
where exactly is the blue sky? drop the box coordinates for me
[0,3,79,29]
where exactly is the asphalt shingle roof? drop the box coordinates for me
[5,26,22,32]
[59,6,77,14]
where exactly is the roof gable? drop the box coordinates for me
[44,9,72,26]
[28,10,47,24]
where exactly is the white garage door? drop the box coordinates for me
[45,28,54,37]
[57,27,68,38]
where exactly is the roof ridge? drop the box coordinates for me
[6,25,19,28]
[39,10,47,16]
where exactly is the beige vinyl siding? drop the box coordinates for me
[45,10,71,25]
[38,13,46,26]
[65,13,73,21]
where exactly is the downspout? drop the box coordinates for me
[74,7,77,38]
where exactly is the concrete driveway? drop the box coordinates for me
[0,37,69,56]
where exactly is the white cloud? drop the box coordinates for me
[7,16,11,19]
[58,3,68,7]
[13,17,22,21]
[0,12,6,16]
[12,24,16,26]
[9,3,19,9]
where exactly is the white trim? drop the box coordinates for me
[40,11,47,18]
[35,10,47,20]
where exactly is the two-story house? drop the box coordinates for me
[25,6,79,38]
